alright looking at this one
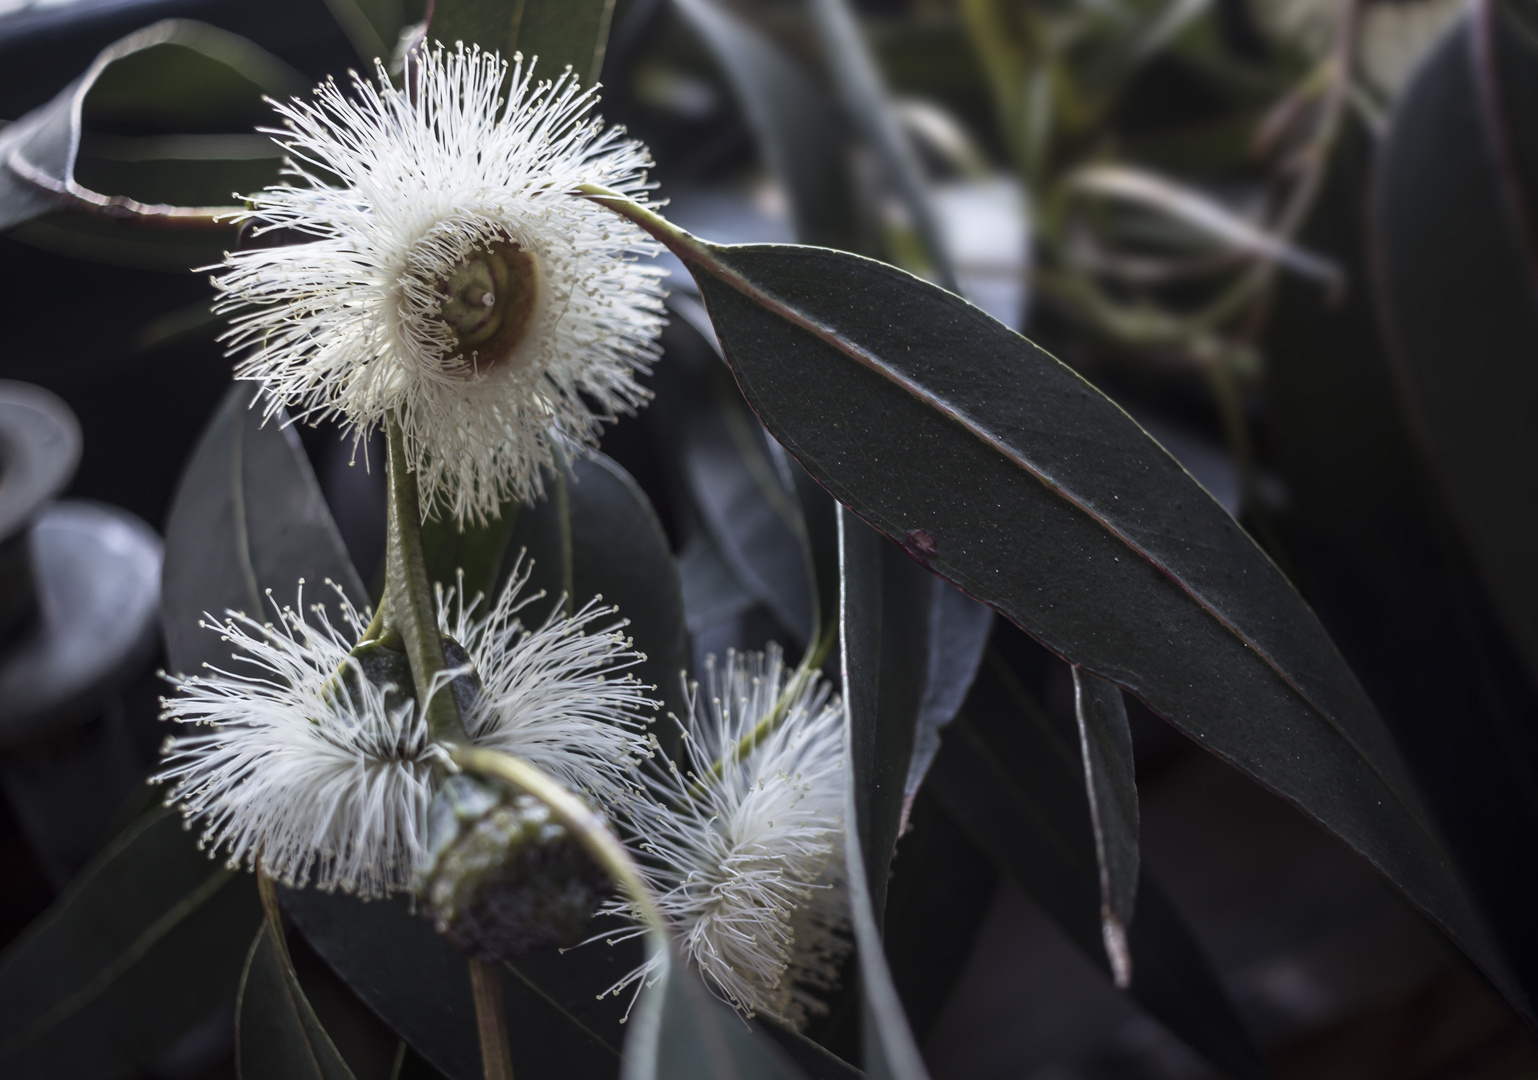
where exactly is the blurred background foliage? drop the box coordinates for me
[2,0,1538,1076]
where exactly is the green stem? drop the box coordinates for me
[384,413,466,745]
[451,747,669,938]
[469,958,514,1080]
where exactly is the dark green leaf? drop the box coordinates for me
[0,809,262,1079]
[421,501,519,606]
[1,20,301,235]
[428,0,615,85]
[806,0,955,289]
[1376,0,1538,692]
[624,949,812,1080]
[501,454,690,735]
[671,0,861,250]
[236,900,357,1080]
[902,582,991,813]
[837,506,934,1080]
[928,652,1268,1079]
[604,218,1525,1019]
[1071,665,1138,989]
[321,0,404,66]
[164,383,368,675]
[281,889,633,1080]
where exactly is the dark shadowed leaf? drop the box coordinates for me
[670,0,860,250]
[0,20,300,237]
[1375,0,1538,692]
[281,889,634,1080]
[928,651,1269,1079]
[500,454,691,736]
[902,583,991,815]
[163,383,367,674]
[0,809,262,1080]
[622,948,813,1080]
[236,881,356,1080]
[838,507,934,1080]
[587,207,1526,1019]
[1072,665,1138,989]
[428,0,615,85]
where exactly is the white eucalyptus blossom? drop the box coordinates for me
[213,45,667,523]
[599,645,851,1029]
[155,567,654,898]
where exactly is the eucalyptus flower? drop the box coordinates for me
[600,646,851,1029]
[155,569,654,898]
[213,44,667,524]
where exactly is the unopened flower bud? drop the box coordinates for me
[419,774,607,960]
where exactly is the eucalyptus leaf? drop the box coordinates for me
[838,506,935,1080]
[236,891,357,1080]
[0,809,262,1080]
[1375,0,1538,692]
[428,0,615,84]
[1071,665,1138,990]
[671,0,861,250]
[163,383,367,675]
[279,889,633,1080]
[622,949,813,1080]
[589,207,1527,1018]
[0,20,301,233]
[498,453,691,735]
[928,650,1269,1080]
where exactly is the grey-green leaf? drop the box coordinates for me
[928,652,1268,1079]
[838,507,934,1080]
[428,0,614,85]
[616,226,1526,1020]
[1375,0,1538,692]
[1072,664,1138,989]
[236,917,357,1080]
[671,0,860,250]
[622,949,813,1080]
[0,809,262,1079]
[0,20,300,233]
[163,384,367,675]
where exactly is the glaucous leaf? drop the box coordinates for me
[838,506,936,1080]
[0,809,262,1079]
[671,0,861,250]
[163,383,366,673]
[1072,665,1139,989]
[928,651,1269,1080]
[0,20,300,233]
[429,0,614,84]
[586,205,1527,1019]
[1375,0,1538,692]
[236,881,356,1080]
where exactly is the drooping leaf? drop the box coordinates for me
[587,204,1527,1019]
[622,949,813,1080]
[928,649,1269,1080]
[499,454,691,735]
[670,0,861,250]
[806,0,955,289]
[163,383,367,673]
[902,582,991,814]
[428,0,615,84]
[0,20,300,237]
[1375,0,1538,693]
[280,889,632,1080]
[0,809,262,1080]
[236,880,357,1080]
[837,506,935,1080]
[1071,665,1138,989]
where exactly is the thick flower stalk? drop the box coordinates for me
[213,45,667,523]
[155,570,654,898]
[600,645,851,1029]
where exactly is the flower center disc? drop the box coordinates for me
[436,240,542,376]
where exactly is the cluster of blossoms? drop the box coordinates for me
[160,45,851,1028]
